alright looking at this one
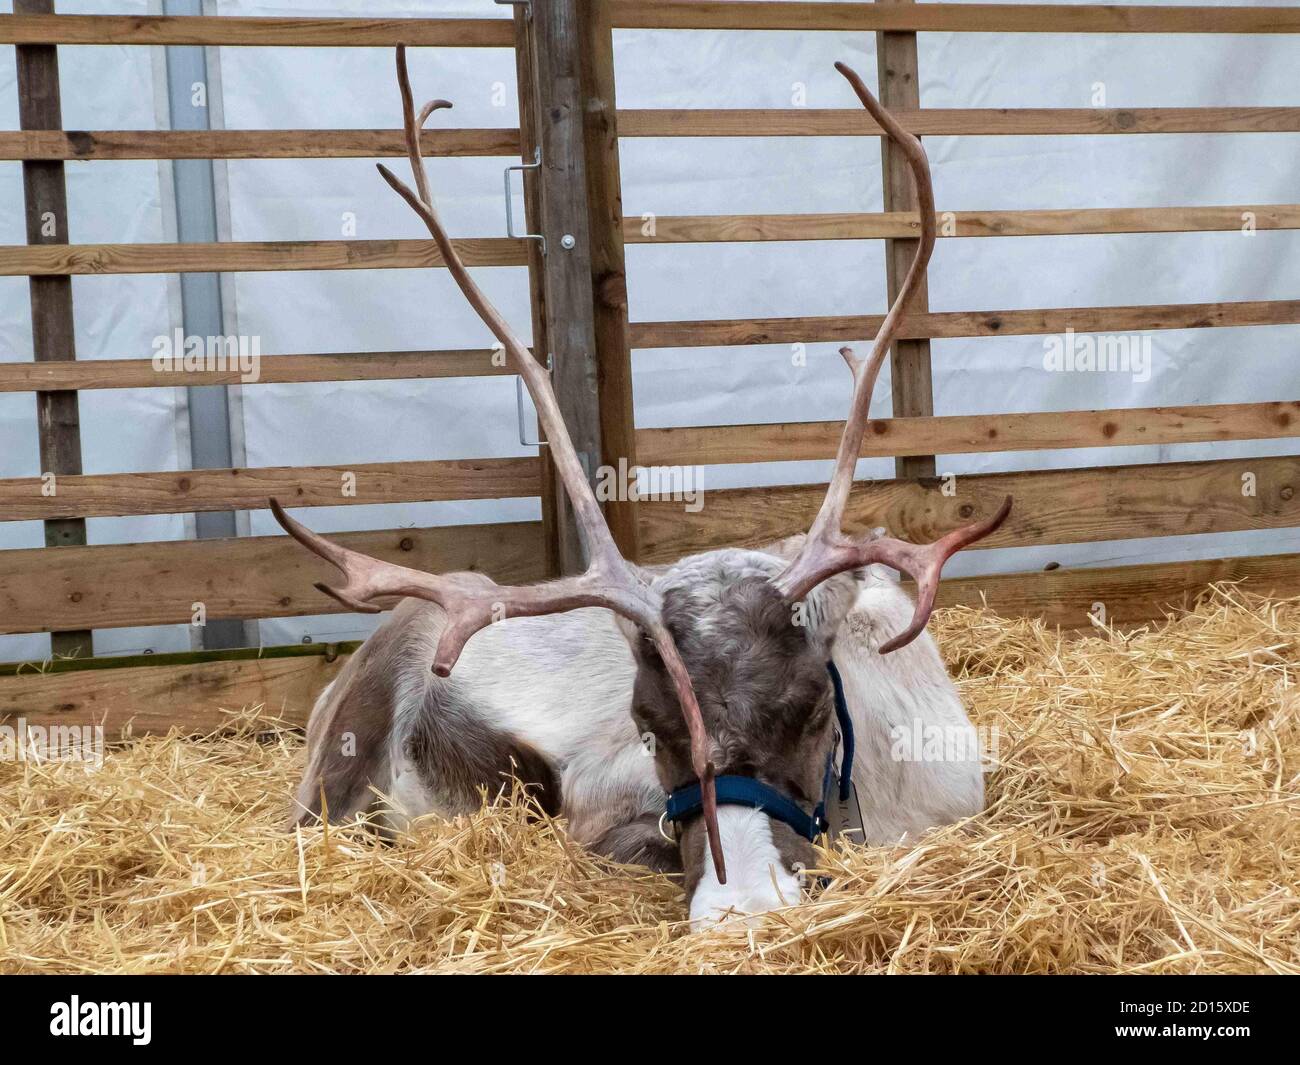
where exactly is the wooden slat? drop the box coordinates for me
[0,238,528,277]
[636,455,1300,563]
[938,551,1300,629]
[0,457,540,521]
[512,12,561,580]
[582,0,642,559]
[877,3,934,482]
[0,128,521,160]
[617,107,1300,137]
[6,548,1299,733]
[625,206,1300,243]
[0,649,342,734]
[529,0,610,575]
[603,2,1300,34]
[17,0,90,659]
[630,298,1300,348]
[0,349,511,392]
[636,401,1300,466]
[0,521,543,634]
[0,14,515,47]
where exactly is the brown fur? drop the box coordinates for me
[628,551,856,892]
[292,634,395,825]
[294,600,562,827]
[590,813,682,874]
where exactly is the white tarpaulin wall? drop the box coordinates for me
[2,0,1298,663]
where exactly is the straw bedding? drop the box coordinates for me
[1,583,1296,974]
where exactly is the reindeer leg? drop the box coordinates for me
[589,812,683,875]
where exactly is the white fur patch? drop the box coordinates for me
[689,807,802,930]
[833,576,985,846]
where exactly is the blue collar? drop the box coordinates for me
[662,661,855,843]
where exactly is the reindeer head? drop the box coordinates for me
[270,52,1010,920]
[623,550,859,924]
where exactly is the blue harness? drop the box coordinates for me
[662,662,855,842]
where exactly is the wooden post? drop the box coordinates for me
[522,0,611,574]
[512,6,561,579]
[15,0,92,659]
[876,0,936,481]
[578,0,640,559]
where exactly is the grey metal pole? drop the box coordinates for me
[163,0,245,649]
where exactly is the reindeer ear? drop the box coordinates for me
[611,611,641,651]
[772,532,877,653]
[612,613,665,669]
[797,571,858,655]
[759,532,808,563]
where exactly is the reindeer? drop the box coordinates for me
[271,51,1012,928]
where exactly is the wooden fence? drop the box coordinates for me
[595,0,1300,624]
[0,5,553,675]
[2,1,1299,733]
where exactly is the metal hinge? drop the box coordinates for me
[503,146,545,255]
[516,351,553,447]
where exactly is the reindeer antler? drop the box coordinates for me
[773,62,1013,650]
[269,46,726,881]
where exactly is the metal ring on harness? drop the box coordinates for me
[657,809,676,844]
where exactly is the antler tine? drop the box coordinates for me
[381,47,619,574]
[268,47,727,882]
[811,61,937,540]
[774,62,1013,650]
[270,498,385,613]
[394,43,450,209]
[868,496,1013,653]
[270,497,511,662]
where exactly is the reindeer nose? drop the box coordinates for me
[688,808,802,930]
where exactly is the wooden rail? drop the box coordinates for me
[0,14,515,47]
[602,2,1300,34]
[0,349,511,392]
[0,645,345,734]
[0,458,540,521]
[629,299,1300,348]
[0,238,528,276]
[624,206,1300,243]
[936,549,1300,628]
[0,128,520,160]
[617,107,1300,138]
[637,455,1300,563]
[0,521,543,635]
[636,402,1300,466]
